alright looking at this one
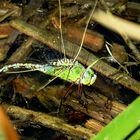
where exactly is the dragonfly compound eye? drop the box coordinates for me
[81,68,97,86]
[90,74,97,85]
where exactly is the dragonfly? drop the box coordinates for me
[0,0,98,90]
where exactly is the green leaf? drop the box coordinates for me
[91,96,140,140]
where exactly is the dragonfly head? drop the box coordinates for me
[80,68,97,86]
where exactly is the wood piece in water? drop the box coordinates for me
[0,44,9,61]
[85,119,104,133]
[63,26,104,52]
[0,23,13,38]
[0,1,21,22]
[8,37,34,63]
[0,23,16,61]
[3,105,94,139]
[52,16,104,52]
[109,43,128,64]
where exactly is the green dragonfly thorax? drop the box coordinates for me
[49,59,97,86]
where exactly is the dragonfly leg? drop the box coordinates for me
[63,83,74,99]
[77,84,90,112]
[77,83,82,98]
[57,83,74,113]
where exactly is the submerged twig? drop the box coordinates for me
[8,37,34,63]
[3,105,94,139]
[52,16,104,52]
[124,38,140,61]
[0,24,20,61]
[0,1,21,22]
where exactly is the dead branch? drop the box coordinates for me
[51,16,104,52]
[3,105,94,139]
[8,37,34,63]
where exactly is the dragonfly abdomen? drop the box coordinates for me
[0,63,46,73]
